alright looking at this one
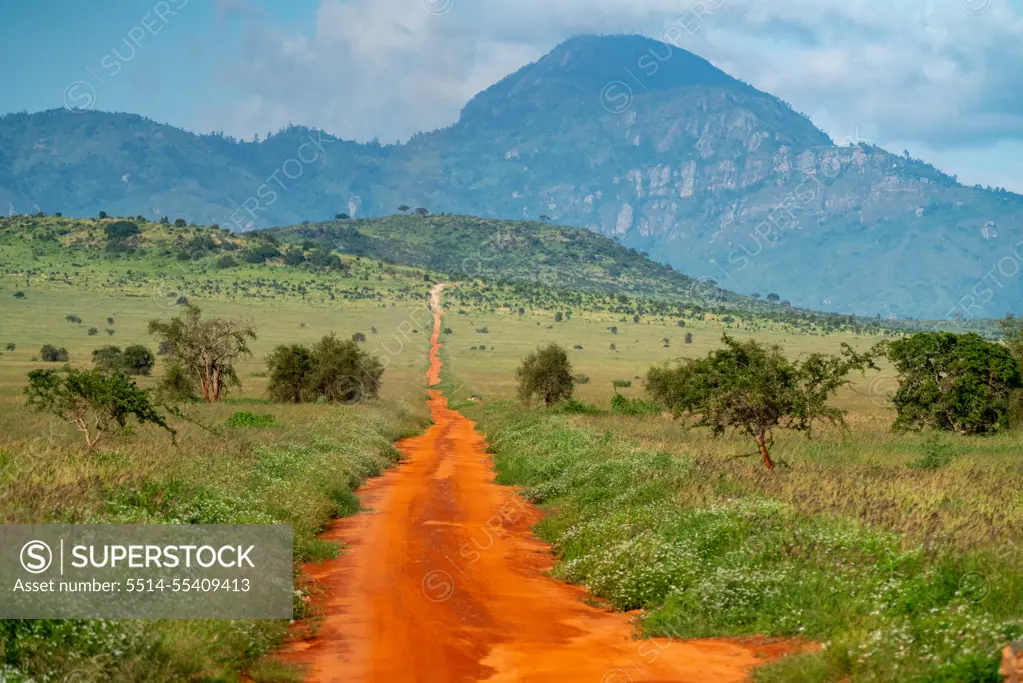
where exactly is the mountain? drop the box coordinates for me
[2,34,1022,319]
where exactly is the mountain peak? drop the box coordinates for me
[458,33,759,129]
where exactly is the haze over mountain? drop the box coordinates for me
[2,34,1021,319]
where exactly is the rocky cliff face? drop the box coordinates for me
[2,34,1021,318]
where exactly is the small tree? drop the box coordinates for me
[554,312,564,323]
[881,332,1022,435]
[92,346,124,372]
[122,345,156,376]
[5,343,15,352]
[398,205,410,214]
[647,335,873,471]
[24,367,174,452]
[266,345,314,403]
[352,332,367,342]
[156,364,200,403]
[40,345,69,362]
[414,207,429,217]
[685,332,693,344]
[516,343,574,407]
[148,305,256,402]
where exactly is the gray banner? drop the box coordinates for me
[0,524,293,619]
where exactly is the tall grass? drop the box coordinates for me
[0,399,428,682]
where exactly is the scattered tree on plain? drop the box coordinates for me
[516,343,574,407]
[148,305,256,402]
[881,332,1021,435]
[647,334,874,470]
[24,367,174,452]
[40,345,69,362]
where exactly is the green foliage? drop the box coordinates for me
[13,291,25,299]
[516,343,574,407]
[226,411,279,428]
[39,344,68,362]
[999,313,1023,364]
[103,220,140,242]
[647,334,874,469]
[266,335,384,404]
[155,363,200,403]
[284,249,306,266]
[24,367,174,451]
[474,407,1023,683]
[611,379,632,388]
[573,373,590,384]
[122,344,156,376]
[883,332,1022,435]
[149,305,255,402]
[5,343,15,352]
[245,244,281,264]
[909,436,961,470]
[216,254,237,269]
[610,393,660,417]
[91,345,123,372]
[556,398,602,415]
[265,344,314,404]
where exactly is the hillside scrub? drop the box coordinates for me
[466,401,1023,683]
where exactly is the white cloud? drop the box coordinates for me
[196,0,1023,181]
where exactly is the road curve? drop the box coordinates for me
[280,283,797,682]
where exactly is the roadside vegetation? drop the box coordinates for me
[455,306,1023,681]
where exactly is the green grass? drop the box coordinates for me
[464,402,1023,682]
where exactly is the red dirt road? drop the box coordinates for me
[281,284,796,682]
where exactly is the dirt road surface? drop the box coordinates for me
[280,284,798,682]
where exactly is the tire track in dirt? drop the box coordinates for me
[279,283,803,682]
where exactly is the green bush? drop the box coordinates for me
[226,411,279,428]
[610,393,659,417]
[39,344,69,362]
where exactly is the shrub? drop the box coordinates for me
[104,220,140,242]
[244,244,280,264]
[13,291,25,299]
[284,250,306,266]
[5,343,14,352]
[92,345,124,372]
[267,335,384,404]
[573,345,583,350]
[216,254,237,269]
[226,411,278,428]
[40,345,69,363]
[65,315,82,324]
[516,343,574,407]
[88,328,99,336]
[266,344,314,403]
[883,332,1022,435]
[174,218,187,228]
[122,345,156,376]
[24,367,174,452]
[573,373,590,385]
[352,332,367,343]
[156,364,200,403]
[611,393,660,417]
[685,332,693,344]
[558,398,602,415]
[612,379,632,389]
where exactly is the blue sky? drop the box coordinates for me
[2,0,1022,191]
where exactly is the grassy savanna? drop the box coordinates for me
[0,217,441,680]
[438,289,1023,682]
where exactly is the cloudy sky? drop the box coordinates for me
[2,0,1022,190]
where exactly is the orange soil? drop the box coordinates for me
[280,284,802,682]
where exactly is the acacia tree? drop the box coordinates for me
[25,367,174,452]
[647,334,874,471]
[882,332,1021,435]
[148,305,256,402]
[516,343,574,407]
